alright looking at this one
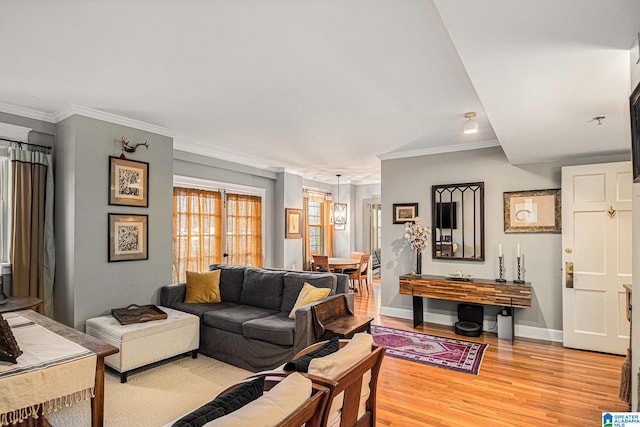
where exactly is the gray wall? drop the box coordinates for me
[380,146,628,338]
[54,115,174,329]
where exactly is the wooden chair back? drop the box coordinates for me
[294,340,385,427]
[350,251,364,260]
[312,255,330,272]
[348,254,371,293]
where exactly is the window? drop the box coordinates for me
[307,200,323,254]
[173,187,222,283]
[172,178,264,283]
[0,148,9,263]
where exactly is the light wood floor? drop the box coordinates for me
[354,280,628,426]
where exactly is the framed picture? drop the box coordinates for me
[504,189,561,233]
[109,213,149,262]
[285,208,302,239]
[393,203,418,224]
[109,156,149,207]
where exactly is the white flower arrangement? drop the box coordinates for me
[404,217,431,252]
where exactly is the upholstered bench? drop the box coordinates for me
[85,306,199,383]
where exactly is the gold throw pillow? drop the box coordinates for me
[289,282,331,319]
[185,270,221,303]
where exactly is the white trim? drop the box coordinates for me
[0,123,31,142]
[0,102,55,123]
[173,175,266,198]
[379,305,563,343]
[53,105,175,137]
[377,140,500,161]
[1,263,10,275]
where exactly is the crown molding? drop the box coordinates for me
[377,139,500,161]
[0,102,55,123]
[53,105,176,137]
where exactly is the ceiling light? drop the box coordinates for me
[333,174,347,228]
[463,112,478,135]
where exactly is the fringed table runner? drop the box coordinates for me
[0,314,96,426]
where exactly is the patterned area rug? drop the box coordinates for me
[371,324,488,375]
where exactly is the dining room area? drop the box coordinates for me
[310,252,373,294]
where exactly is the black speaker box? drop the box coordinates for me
[454,303,483,337]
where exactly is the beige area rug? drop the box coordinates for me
[46,354,252,427]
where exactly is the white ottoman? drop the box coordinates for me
[85,306,199,382]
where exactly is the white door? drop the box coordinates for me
[562,161,632,355]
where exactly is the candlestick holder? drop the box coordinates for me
[496,255,506,282]
[513,256,525,284]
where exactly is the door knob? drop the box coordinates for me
[565,248,573,254]
[565,262,574,288]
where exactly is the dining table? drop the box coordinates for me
[328,257,360,273]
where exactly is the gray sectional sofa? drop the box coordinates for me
[159,264,352,372]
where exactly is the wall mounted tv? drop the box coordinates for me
[435,202,457,229]
[631,82,640,183]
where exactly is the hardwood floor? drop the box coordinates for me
[355,280,628,426]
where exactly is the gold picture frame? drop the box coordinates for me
[109,156,149,207]
[109,213,149,262]
[504,189,561,233]
[285,208,302,239]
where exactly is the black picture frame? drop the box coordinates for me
[108,213,149,262]
[109,156,149,207]
[630,82,640,183]
[392,203,418,224]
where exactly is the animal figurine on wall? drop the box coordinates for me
[119,137,149,159]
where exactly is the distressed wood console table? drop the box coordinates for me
[399,274,532,342]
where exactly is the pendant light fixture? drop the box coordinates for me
[462,112,479,135]
[333,174,347,228]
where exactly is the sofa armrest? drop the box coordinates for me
[334,273,349,294]
[160,283,186,306]
[293,293,355,354]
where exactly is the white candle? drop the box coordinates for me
[517,243,521,257]
[498,243,502,257]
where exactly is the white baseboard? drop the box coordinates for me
[379,306,563,343]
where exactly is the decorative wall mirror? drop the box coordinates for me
[431,182,484,261]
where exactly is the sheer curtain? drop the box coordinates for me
[173,187,222,283]
[226,193,263,267]
[10,144,54,316]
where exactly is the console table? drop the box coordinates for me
[399,274,532,342]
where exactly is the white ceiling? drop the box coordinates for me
[0,1,638,184]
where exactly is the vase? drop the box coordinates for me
[416,251,422,275]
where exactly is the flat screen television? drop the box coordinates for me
[631,82,640,183]
[435,202,457,229]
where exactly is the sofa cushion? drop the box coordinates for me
[281,272,336,313]
[171,301,238,318]
[288,283,331,319]
[202,305,278,335]
[185,270,221,303]
[209,265,245,303]
[283,336,340,372]
[171,376,264,427]
[203,373,311,427]
[240,268,285,311]
[242,312,295,346]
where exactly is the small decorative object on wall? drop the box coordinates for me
[119,136,149,159]
[109,213,149,262]
[285,208,302,239]
[393,203,418,224]
[404,217,431,275]
[503,189,561,233]
[109,156,149,207]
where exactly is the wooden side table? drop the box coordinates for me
[0,296,42,314]
[312,295,374,341]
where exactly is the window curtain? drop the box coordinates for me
[324,201,335,257]
[226,193,263,267]
[302,192,311,270]
[10,145,54,316]
[173,187,222,283]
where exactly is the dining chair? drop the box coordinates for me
[350,251,364,260]
[347,254,371,294]
[312,255,330,272]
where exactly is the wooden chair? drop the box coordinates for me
[348,254,370,294]
[312,255,330,272]
[219,373,330,427]
[350,251,364,260]
[292,339,386,427]
[311,294,374,341]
